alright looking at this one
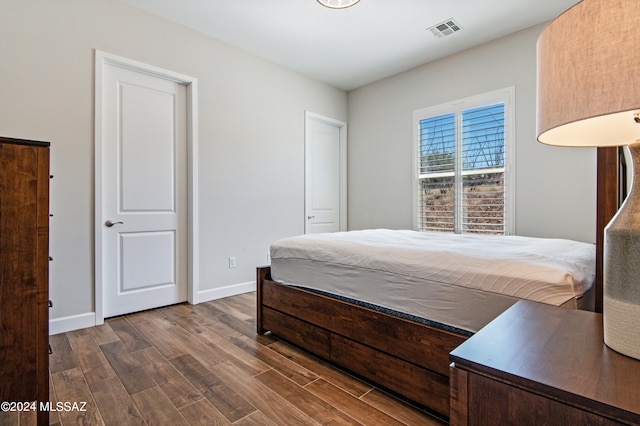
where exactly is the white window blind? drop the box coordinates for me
[415,89,513,235]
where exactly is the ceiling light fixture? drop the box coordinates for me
[316,0,361,9]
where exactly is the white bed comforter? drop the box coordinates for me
[270,229,595,305]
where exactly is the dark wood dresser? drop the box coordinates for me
[450,300,640,425]
[0,137,50,425]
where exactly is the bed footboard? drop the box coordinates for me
[256,266,271,335]
[256,265,466,418]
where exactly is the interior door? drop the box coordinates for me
[101,62,187,318]
[305,112,347,234]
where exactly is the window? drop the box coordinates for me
[414,88,514,235]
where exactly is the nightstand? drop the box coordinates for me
[449,300,640,425]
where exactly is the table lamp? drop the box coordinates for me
[537,0,640,360]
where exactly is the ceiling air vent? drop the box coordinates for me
[427,19,462,38]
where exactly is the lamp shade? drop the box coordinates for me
[537,0,640,147]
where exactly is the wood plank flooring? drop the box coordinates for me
[2,292,446,426]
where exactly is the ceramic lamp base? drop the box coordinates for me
[603,142,640,360]
[604,296,640,359]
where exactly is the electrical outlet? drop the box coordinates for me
[228,256,237,268]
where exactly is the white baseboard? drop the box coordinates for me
[49,312,96,336]
[195,281,255,304]
[49,281,255,335]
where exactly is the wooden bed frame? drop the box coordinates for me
[257,266,465,417]
[256,147,623,419]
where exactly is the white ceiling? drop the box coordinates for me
[121,0,580,91]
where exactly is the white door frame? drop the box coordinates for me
[94,50,200,325]
[304,111,348,233]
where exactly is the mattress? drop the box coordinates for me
[269,229,596,333]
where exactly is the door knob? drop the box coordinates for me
[105,220,124,227]
[307,216,315,220]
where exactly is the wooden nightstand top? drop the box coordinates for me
[450,300,640,424]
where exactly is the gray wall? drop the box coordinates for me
[1,0,347,330]
[0,2,596,332]
[347,23,596,243]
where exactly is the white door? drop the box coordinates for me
[305,112,347,234]
[100,62,187,318]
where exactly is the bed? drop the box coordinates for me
[256,147,623,419]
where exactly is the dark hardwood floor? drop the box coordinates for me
[1,292,445,425]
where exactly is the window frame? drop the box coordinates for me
[413,87,515,235]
